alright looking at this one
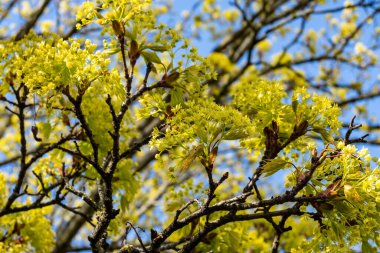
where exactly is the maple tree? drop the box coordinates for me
[1,0,380,252]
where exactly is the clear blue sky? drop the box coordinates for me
[1,0,380,251]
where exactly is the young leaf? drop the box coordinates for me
[209,146,218,165]
[129,40,139,56]
[111,20,125,36]
[143,44,169,52]
[262,157,290,177]
[41,122,52,140]
[223,129,248,140]
[120,195,128,213]
[292,99,298,112]
[165,71,180,84]
[103,47,121,56]
[312,126,335,143]
[141,51,162,64]
[362,240,374,253]
[165,199,185,212]
[169,88,183,106]
[124,25,137,40]
[181,145,203,171]
[344,184,362,202]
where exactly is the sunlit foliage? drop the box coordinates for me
[0,1,380,252]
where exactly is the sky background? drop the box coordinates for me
[1,0,380,251]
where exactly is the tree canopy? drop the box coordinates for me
[1,0,380,252]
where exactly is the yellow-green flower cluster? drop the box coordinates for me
[231,77,287,123]
[76,0,154,31]
[21,38,110,95]
[0,208,54,253]
[294,87,342,133]
[1,34,117,101]
[231,78,341,150]
[150,98,253,153]
[223,9,240,23]
[292,142,380,252]
[256,39,272,53]
[208,52,237,73]
[76,1,98,27]
[231,77,293,150]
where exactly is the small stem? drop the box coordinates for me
[119,36,131,95]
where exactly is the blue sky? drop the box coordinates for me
[1,0,380,251]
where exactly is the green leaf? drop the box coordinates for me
[334,201,355,216]
[292,99,298,113]
[117,168,140,213]
[61,65,71,84]
[41,122,52,140]
[343,184,362,203]
[169,88,183,106]
[183,65,201,82]
[305,184,314,196]
[310,179,323,187]
[223,129,248,140]
[167,60,173,72]
[262,157,290,177]
[103,47,121,56]
[330,220,343,243]
[312,126,335,143]
[150,64,158,74]
[142,44,169,52]
[120,195,128,213]
[124,25,137,40]
[181,145,203,171]
[184,65,199,75]
[165,199,185,212]
[53,63,70,83]
[362,239,373,253]
[141,51,162,64]
[165,71,180,84]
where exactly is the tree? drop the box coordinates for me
[0,0,380,252]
